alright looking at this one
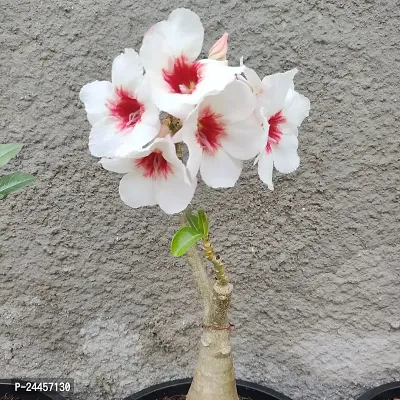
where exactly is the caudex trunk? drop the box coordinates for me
[181,211,239,400]
[187,280,237,400]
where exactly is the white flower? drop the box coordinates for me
[80,49,160,158]
[100,135,196,215]
[139,8,242,119]
[255,69,310,190]
[175,80,264,188]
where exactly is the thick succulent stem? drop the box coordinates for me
[186,281,238,400]
[180,212,238,400]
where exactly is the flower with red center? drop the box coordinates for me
[195,106,226,154]
[254,69,311,190]
[139,8,243,119]
[99,135,196,215]
[107,88,144,131]
[174,80,263,188]
[80,48,160,158]
[135,150,173,180]
[163,55,203,94]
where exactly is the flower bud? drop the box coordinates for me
[208,33,229,62]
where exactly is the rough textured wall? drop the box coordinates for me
[1,0,399,399]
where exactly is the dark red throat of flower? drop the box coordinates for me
[108,88,144,131]
[266,110,286,153]
[163,55,202,94]
[196,106,226,154]
[135,150,173,180]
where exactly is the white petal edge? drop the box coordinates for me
[80,81,114,125]
[220,114,264,160]
[99,157,136,173]
[272,134,300,174]
[119,170,157,209]
[90,117,159,158]
[283,88,310,127]
[156,175,197,214]
[203,80,257,124]
[240,57,263,96]
[200,149,243,188]
[159,8,204,61]
[112,48,144,90]
[260,69,297,118]
[257,151,274,190]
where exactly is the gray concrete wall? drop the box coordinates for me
[1,0,399,399]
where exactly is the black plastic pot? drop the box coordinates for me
[357,382,400,400]
[124,378,292,400]
[0,380,67,400]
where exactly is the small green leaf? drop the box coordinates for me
[0,172,34,199]
[186,211,200,232]
[171,227,203,257]
[198,210,209,238]
[0,143,23,167]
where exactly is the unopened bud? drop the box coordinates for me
[208,33,228,62]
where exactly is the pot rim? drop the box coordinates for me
[357,381,400,400]
[124,377,293,400]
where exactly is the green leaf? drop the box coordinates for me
[186,210,200,232]
[197,210,209,238]
[0,143,23,167]
[0,172,34,199]
[171,227,203,257]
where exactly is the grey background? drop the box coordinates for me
[1,0,399,399]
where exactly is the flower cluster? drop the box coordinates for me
[80,8,310,214]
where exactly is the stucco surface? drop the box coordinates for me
[1,0,399,399]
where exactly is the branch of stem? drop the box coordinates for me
[180,211,212,316]
[202,238,229,285]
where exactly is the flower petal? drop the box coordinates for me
[283,88,310,127]
[272,134,300,174]
[89,117,159,158]
[119,170,157,209]
[152,135,183,167]
[220,114,263,160]
[240,58,263,95]
[100,157,136,173]
[257,151,274,190]
[192,61,243,104]
[140,28,172,74]
[156,175,197,214]
[203,80,256,124]
[154,61,242,119]
[155,8,204,61]
[260,69,297,118]
[200,149,242,188]
[112,48,144,89]
[80,81,114,125]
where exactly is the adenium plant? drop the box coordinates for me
[80,8,310,400]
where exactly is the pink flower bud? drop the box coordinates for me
[208,33,229,61]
